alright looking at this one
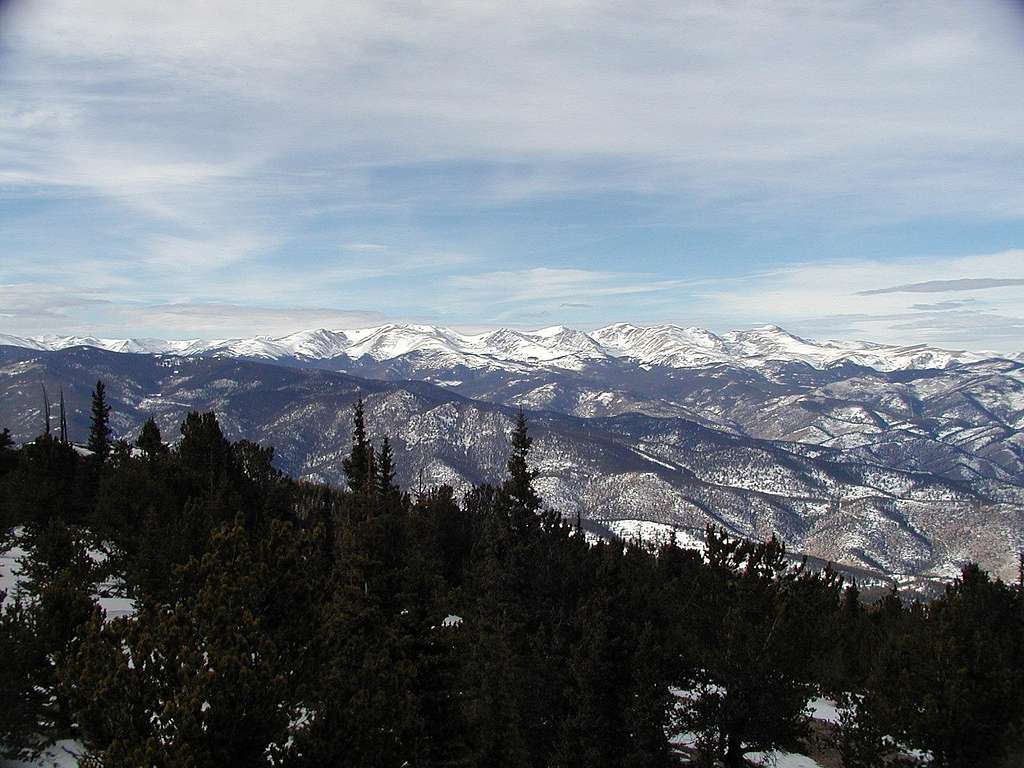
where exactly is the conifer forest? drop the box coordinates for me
[1,382,1022,767]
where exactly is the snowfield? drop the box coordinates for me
[0,322,1012,374]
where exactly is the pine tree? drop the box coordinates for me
[65,521,318,767]
[87,380,112,460]
[135,417,166,457]
[58,388,68,445]
[41,384,51,437]
[624,622,672,768]
[503,408,541,532]
[0,427,16,479]
[18,518,100,736]
[0,597,46,759]
[676,532,831,768]
[178,411,231,498]
[342,397,372,494]
[375,435,398,497]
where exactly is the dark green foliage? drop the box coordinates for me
[375,434,398,497]
[674,529,842,767]
[135,417,167,457]
[503,408,541,531]
[5,434,85,524]
[0,427,17,528]
[834,691,898,768]
[341,396,372,494]
[12,518,101,739]
[853,564,1024,768]
[0,597,46,758]
[87,380,112,461]
[178,410,230,478]
[1,403,1022,766]
[65,520,321,767]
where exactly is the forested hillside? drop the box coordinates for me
[4,345,1020,582]
[1,385,1023,767]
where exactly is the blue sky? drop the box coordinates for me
[1,0,1023,350]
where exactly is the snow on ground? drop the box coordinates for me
[0,740,83,768]
[0,529,135,618]
[605,519,706,551]
[632,447,678,471]
[0,537,25,606]
[670,687,842,767]
[745,751,826,768]
[805,696,842,725]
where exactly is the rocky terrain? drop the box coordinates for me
[1,333,1021,583]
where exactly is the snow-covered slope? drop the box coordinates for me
[0,323,1010,373]
[592,323,732,367]
[2,344,1020,580]
[0,333,46,351]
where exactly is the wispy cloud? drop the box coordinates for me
[910,300,973,311]
[858,278,1024,295]
[684,250,1024,351]
[116,303,389,338]
[3,249,1023,351]
[1,1,1023,346]
[0,282,389,337]
[447,268,684,312]
[4,0,1024,222]
[341,243,390,253]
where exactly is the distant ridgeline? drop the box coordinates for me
[1,382,1023,767]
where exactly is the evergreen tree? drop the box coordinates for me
[41,384,51,437]
[554,591,629,768]
[0,596,46,759]
[342,397,372,494]
[1,407,1021,766]
[503,408,541,532]
[18,518,100,736]
[134,417,166,457]
[178,411,232,504]
[0,427,16,480]
[375,435,398,497]
[58,388,68,445]
[65,521,318,767]
[834,692,897,768]
[86,380,112,460]
[907,565,1022,767]
[675,530,837,767]
[5,435,83,526]
[624,621,672,768]
[178,411,229,472]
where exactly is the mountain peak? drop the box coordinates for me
[0,322,1009,373]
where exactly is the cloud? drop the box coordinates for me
[910,300,973,311]
[141,233,275,271]
[446,268,684,314]
[3,248,1023,351]
[672,249,1024,352]
[2,2,1024,348]
[4,0,1024,226]
[119,303,389,338]
[0,282,389,337]
[341,243,390,253]
[858,278,1024,295]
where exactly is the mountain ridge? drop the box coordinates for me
[1,344,1022,583]
[1,323,1015,374]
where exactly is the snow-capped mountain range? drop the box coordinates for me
[2,323,1023,581]
[0,323,1014,373]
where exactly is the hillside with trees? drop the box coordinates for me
[1,383,1022,767]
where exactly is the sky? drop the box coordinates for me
[1,0,1023,351]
